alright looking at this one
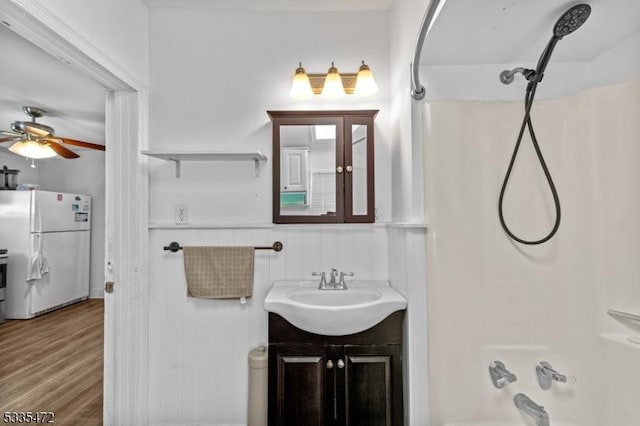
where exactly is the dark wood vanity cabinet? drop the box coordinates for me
[268,312,404,426]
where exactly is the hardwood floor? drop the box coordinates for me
[0,299,103,425]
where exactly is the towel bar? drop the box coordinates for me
[163,241,283,253]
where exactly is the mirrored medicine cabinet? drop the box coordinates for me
[268,110,377,224]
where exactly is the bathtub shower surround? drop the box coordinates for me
[425,79,640,426]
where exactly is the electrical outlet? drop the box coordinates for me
[175,205,188,224]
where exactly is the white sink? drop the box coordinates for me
[264,280,407,336]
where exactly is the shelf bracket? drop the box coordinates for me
[141,150,267,178]
[170,159,181,178]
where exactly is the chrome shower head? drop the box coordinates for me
[553,4,591,39]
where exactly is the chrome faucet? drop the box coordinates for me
[337,272,354,290]
[313,269,353,290]
[489,360,517,389]
[514,393,549,426]
[536,361,576,390]
[329,268,338,285]
[312,272,328,289]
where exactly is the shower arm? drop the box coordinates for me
[410,0,446,100]
[500,35,560,86]
[499,67,535,85]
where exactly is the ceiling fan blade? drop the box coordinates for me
[56,137,106,151]
[1,130,22,138]
[46,141,80,159]
[0,137,19,143]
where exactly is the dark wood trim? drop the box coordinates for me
[268,311,404,345]
[271,115,344,224]
[344,114,375,223]
[268,110,379,119]
[269,110,378,224]
[272,116,281,223]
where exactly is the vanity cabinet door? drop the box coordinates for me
[341,345,403,426]
[267,313,404,426]
[269,344,332,426]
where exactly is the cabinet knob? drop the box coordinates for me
[346,165,353,173]
[336,166,344,174]
[337,359,345,369]
[327,360,334,369]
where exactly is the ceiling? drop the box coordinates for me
[2,0,638,148]
[0,23,107,151]
[143,0,393,11]
[422,0,640,65]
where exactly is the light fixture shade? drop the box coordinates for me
[321,62,345,99]
[9,140,57,159]
[289,63,314,99]
[354,61,378,97]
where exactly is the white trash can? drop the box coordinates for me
[247,345,268,426]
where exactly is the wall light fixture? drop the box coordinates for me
[289,61,378,99]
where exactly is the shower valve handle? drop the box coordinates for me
[536,361,577,390]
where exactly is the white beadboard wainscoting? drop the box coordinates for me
[148,224,429,425]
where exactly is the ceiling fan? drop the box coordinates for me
[0,106,105,159]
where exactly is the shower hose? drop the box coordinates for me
[498,81,561,245]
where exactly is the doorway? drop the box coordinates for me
[0,2,149,424]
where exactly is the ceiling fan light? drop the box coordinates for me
[9,140,57,159]
[354,61,378,97]
[290,63,314,99]
[321,62,345,99]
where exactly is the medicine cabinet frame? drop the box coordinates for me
[268,110,377,224]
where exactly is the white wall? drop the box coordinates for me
[148,225,388,424]
[0,153,39,184]
[388,0,432,424]
[389,0,431,223]
[421,30,640,102]
[148,8,390,225]
[147,7,402,425]
[424,79,640,426]
[11,0,150,87]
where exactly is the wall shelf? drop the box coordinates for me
[141,150,268,178]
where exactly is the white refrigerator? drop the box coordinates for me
[0,190,91,319]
